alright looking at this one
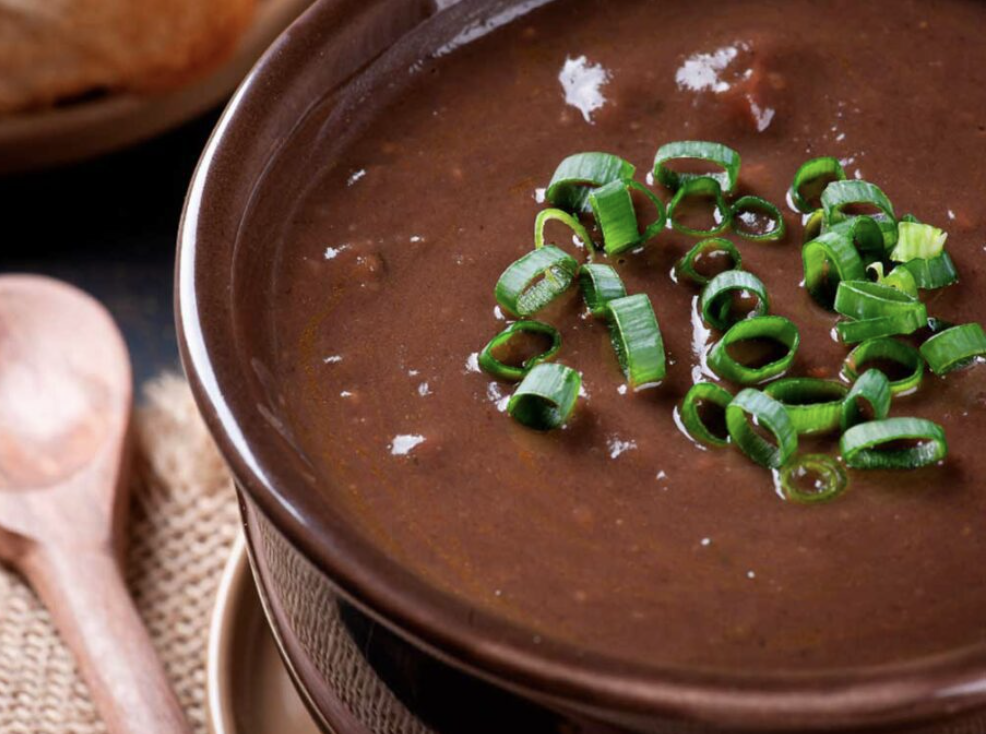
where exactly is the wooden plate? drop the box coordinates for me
[0,0,313,175]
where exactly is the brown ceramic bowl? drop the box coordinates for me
[177,1,986,731]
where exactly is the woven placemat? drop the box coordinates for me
[0,373,238,734]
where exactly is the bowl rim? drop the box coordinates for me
[177,0,986,728]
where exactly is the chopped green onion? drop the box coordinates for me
[873,215,901,249]
[534,208,594,258]
[890,221,948,262]
[579,264,627,317]
[884,266,918,296]
[587,181,667,255]
[920,323,986,375]
[840,417,947,469]
[653,140,741,194]
[708,316,800,385]
[778,454,848,503]
[667,177,732,237]
[833,280,925,321]
[628,181,669,242]
[675,238,742,286]
[589,180,639,255]
[731,196,786,242]
[680,382,733,447]
[605,294,666,390]
[867,262,918,298]
[546,152,636,213]
[763,378,848,435]
[479,321,561,381]
[865,262,887,279]
[699,270,770,331]
[495,246,580,318]
[828,216,887,263]
[836,308,927,344]
[841,369,892,431]
[507,363,581,430]
[881,265,918,298]
[725,388,797,468]
[789,157,846,213]
[833,280,927,344]
[902,253,959,289]
[803,209,824,243]
[843,338,924,396]
[821,179,896,225]
[802,230,866,308]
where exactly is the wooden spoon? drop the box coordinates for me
[0,275,190,734]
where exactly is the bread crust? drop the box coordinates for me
[0,0,256,114]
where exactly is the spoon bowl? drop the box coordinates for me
[0,274,190,734]
[0,277,125,491]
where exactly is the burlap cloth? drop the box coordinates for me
[0,373,238,733]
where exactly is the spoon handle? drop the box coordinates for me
[22,543,192,734]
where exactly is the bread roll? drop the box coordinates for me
[0,0,256,114]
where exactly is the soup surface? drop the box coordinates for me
[267,0,986,672]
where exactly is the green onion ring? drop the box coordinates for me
[699,270,770,331]
[884,266,918,296]
[731,195,786,242]
[675,238,742,286]
[873,214,901,249]
[828,216,886,263]
[902,253,959,289]
[778,454,848,504]
[803,209,824,243]
[588,180,640,255]
[920,323,986,375]
[821,179,896,225]
[867,262,918,298]
[534,208,595,259]
[725,388,797,468]
[763,378,848,435]
[789,157,846,213]
[841,369,892,432]
[587,181,668,255]
[836,308,927,345]
[653,140,741,194]
[890,221,948,262]
[629,180,669,241]
[680,382,733,447]
[546,152,636,212]
[479,321,561,381]
[802,230,866,308]
[507,363,582,431]
[605,294,666,390]
[579,263,627,317]
[843,338,924,396]
[667,176,732,237]
[708,316,800,385]
[833,280,925,321]
[840,417,947,470]
[495,246,580,317]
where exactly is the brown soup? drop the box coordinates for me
[267,0,986,672]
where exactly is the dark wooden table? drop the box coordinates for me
[0,111,221,388]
